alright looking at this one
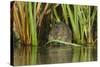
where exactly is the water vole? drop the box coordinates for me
[48,22,72,43]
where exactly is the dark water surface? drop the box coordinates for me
[14,45,97,66]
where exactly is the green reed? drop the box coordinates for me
[28,2,38,46]
[12,1,97,64]
[13,1,38,64]
[51,4,97,62]
[28,2,38,64]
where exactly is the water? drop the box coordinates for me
[13,45,97,66]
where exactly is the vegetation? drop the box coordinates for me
[11,1,97,65]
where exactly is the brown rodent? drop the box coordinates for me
[48,22,72,43]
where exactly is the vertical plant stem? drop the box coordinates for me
[28,2,37,46]
[77,6,85,43]
[39,4,48,26]
[91,7,97,25]
[28,2,38,64]
[88,6,91,43]
[61,4,68,23]
[53,7,60,22]
[67,5,80,44]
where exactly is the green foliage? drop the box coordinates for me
[12,1,97,64]
[28,2,38,46]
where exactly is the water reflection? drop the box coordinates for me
[14,46,32,65]
[14,45,97,66]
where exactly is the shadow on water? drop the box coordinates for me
[14,44,97,66]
